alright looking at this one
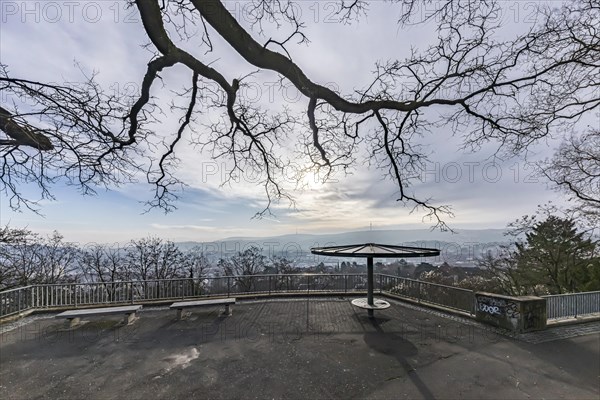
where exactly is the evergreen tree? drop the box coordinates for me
[515,216,599,294]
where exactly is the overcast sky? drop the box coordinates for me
[0,1,577,243]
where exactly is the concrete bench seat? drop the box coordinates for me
[170,298,236,319]
[55,305,142,327]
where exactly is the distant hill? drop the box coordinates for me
[177,228,513,266]
[180,228,509,247]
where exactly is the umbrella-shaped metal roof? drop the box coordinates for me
[310,243,440,258]
[310,242,440,318]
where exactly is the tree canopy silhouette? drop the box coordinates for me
[1,0,598,228]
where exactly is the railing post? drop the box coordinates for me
[344,275,347,293]
[268,276,272,295]
[227,277,231,298]
[417,282,421,304]
[574,294,578,318]
[307,275,310,293]
[74,284,78,308]
[130,282,134,305]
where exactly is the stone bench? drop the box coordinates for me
[55,305,142,328]
[170,298,236,319]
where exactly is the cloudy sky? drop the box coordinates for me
[0,0,576,243]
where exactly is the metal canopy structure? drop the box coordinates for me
[311,243,440,318]
[310,243,440,258]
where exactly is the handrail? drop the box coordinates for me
[0,273,478,319]
[0,285,34,293]
[378,274,476,314]
[377,273,474,293]
[542,291,600,320]
[541,290,600,298]
[24,273,369,287]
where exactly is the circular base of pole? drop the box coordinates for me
[351,298,391,310]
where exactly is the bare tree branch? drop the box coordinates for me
[1,0,598,228]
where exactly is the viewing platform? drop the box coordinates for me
[1,296,598,399]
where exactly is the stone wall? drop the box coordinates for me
[475,292,547,333]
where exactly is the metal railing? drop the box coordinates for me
[0,285,34,317]
[5,274,600,322]
[378,274,476,315]
[0,273,478,319]
[543,291,600,320]
[0,274,371,318]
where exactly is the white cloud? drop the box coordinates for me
[0,1,577,242]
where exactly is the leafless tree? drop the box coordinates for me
[123,236,187,299]
[0,230,79,289]
[0,66,143,212]
[183,245,213,279]
[79,243,127,299]
[0,224,33,245]
[1,0,598,228]
[0,226,38,289]
[539,128,600,224]
[124,236,186,280]
[37,231,80,283]
[218,246,267,291]
[476,250,522,296]
[270,256,299,274]
[180,246,214,295]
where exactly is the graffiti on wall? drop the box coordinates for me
[505,301,520,318]
[477,295,523,330]
[477,296,507,315]
[476,295,546,332]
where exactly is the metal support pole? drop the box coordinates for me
[367,257,374,318]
